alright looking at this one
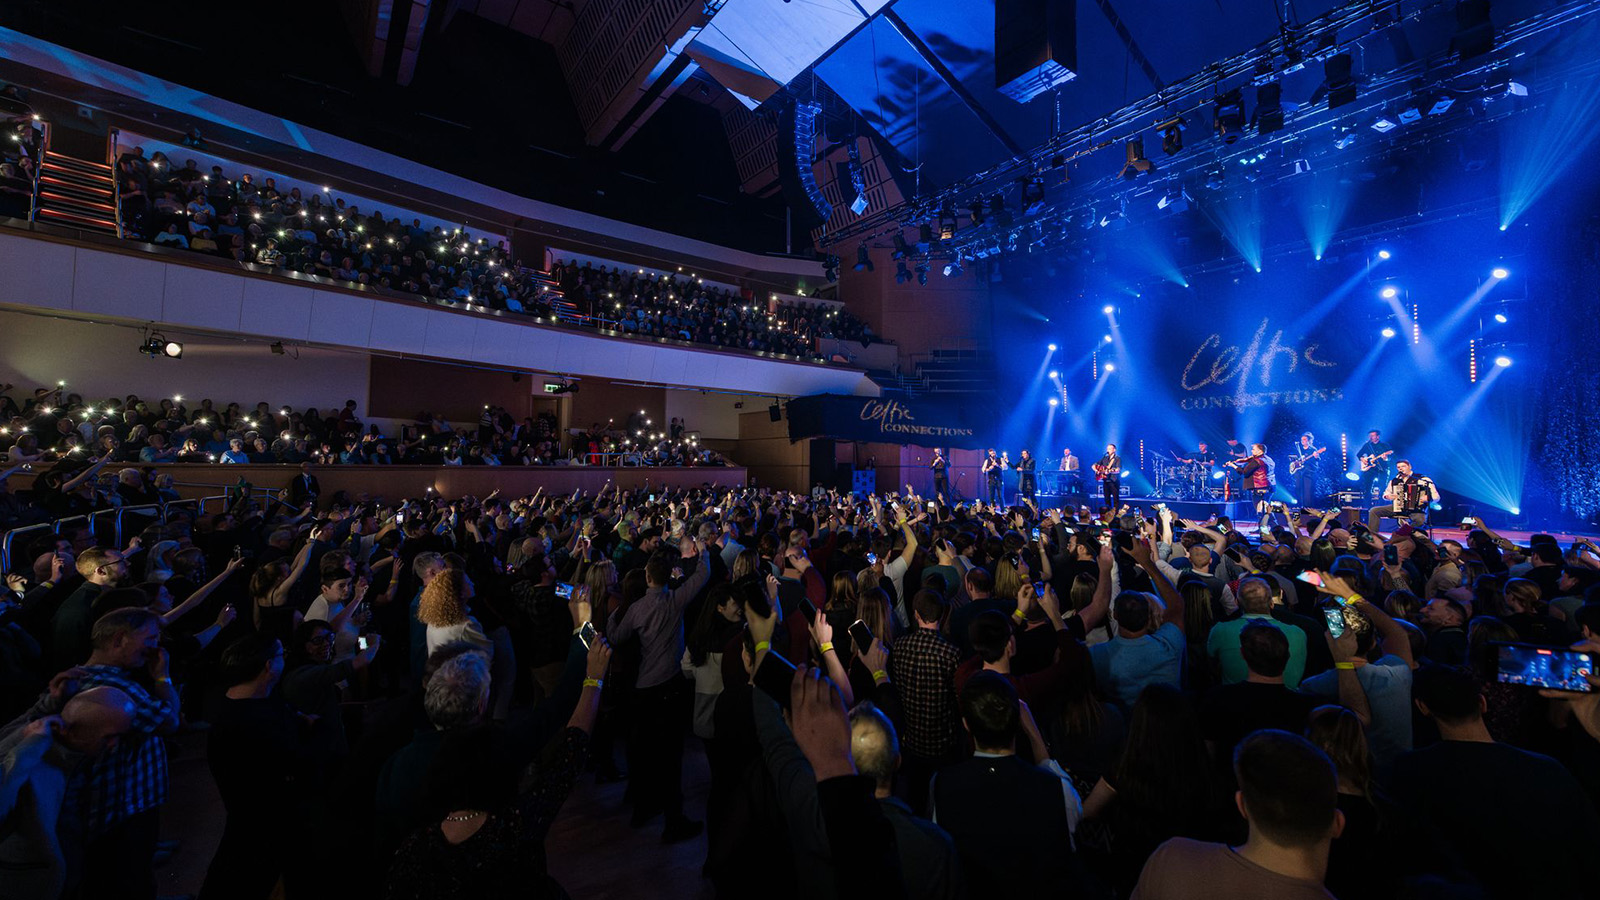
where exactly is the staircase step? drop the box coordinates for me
[37,207,119,232]
[37,175,113,197]
[39,191,116,212]
[43,155,111,174]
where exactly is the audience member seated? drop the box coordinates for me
[102,143,878,363]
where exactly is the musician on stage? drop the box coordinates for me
[1289,432,1326,505]
[1060,447,1082,501]
[1095,443,1122,510]
[982,448,1004,506]
[1356,429,1394,500]
[1365,459,1437,535]
[1223,438,1249,497]
[1017,449,1037,503]
[1176,441,1216,468]
[931,448,950,497]
[1232,443,1276,506]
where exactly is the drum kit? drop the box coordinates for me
[1152,451,1225,500]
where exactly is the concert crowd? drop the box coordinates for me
[0,384,729,528]
[108,146,875,362]
[1,470,1597,900]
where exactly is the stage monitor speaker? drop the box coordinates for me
[769,403,782,422]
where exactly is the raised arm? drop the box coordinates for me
[1129,538,1183,627]
[161,557,244,625]
[1080,544,1115,633]
[1319,574,1414,668]
[270,538,317,607]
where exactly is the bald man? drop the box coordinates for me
[850,703,965,900]
[0,685,136,899]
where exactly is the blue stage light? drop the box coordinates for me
[1213,471,1225,480]
[1103,363,1116,372]
[1345,472,1361,481]
[1048,398,1059,407]
[1494,312,1508,324]
[1048,370,1059,379]
[1102,305,1114,314]
[1120,470,1130,478]
[1491,267,1509,279]
[1494,355,1512,368]
[1103,334,1113,343]
[1510,506,1521,515]
[1381,327,1396,338]
[1378,249,1392,260]
[1380,286,1399,299]
[1048,343,1058,351]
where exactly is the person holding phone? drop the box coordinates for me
[606,536,710,842]
[1298,569,1415,776]
[1388,665,1600,899]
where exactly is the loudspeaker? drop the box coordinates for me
[807,439,836,490]
[769,404,782,422]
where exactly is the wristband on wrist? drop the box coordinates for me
[1346,593,1364,604]
[1011,609,1026,623]
[582,677,604,689]
[872,669,889,684]
[1334,661,1356,670]
[754,640,770,653]
[818,641,834,655]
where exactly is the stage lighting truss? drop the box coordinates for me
[812,0,1595,268]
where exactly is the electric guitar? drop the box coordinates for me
[1359,449,1394,472]
[1289,446,1327,475]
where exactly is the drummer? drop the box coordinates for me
[1176,441,1216,469]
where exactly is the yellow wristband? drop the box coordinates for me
[1346,593,1363,605]
[582,677,604,689]
[754,640,770,653]
[1334,662,1356,671]
[1011,609,1026,623]
[872,670,889,684]
[818,641,834,654]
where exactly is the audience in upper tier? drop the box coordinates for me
[1,481,1598,900]
[0,95,42,220]
[107,147,876,361]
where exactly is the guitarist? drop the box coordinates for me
[1355,429,1394,501]
[1094,443,1122,511]
[1289,432,1326,505]
[982,448,1004,506]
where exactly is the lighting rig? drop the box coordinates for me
[820,0,1597,281]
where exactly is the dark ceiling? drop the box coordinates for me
[0,0,797,253]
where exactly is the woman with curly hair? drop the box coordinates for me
[418,567,492,657]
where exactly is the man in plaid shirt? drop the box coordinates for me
[48,606,179,900]
[889,588,961,815]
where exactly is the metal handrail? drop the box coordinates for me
[1,523,51,574]
[108,127,123,238]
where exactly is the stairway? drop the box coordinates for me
[34,153,119,234]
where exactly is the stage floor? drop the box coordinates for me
[1025,492,1600,545]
